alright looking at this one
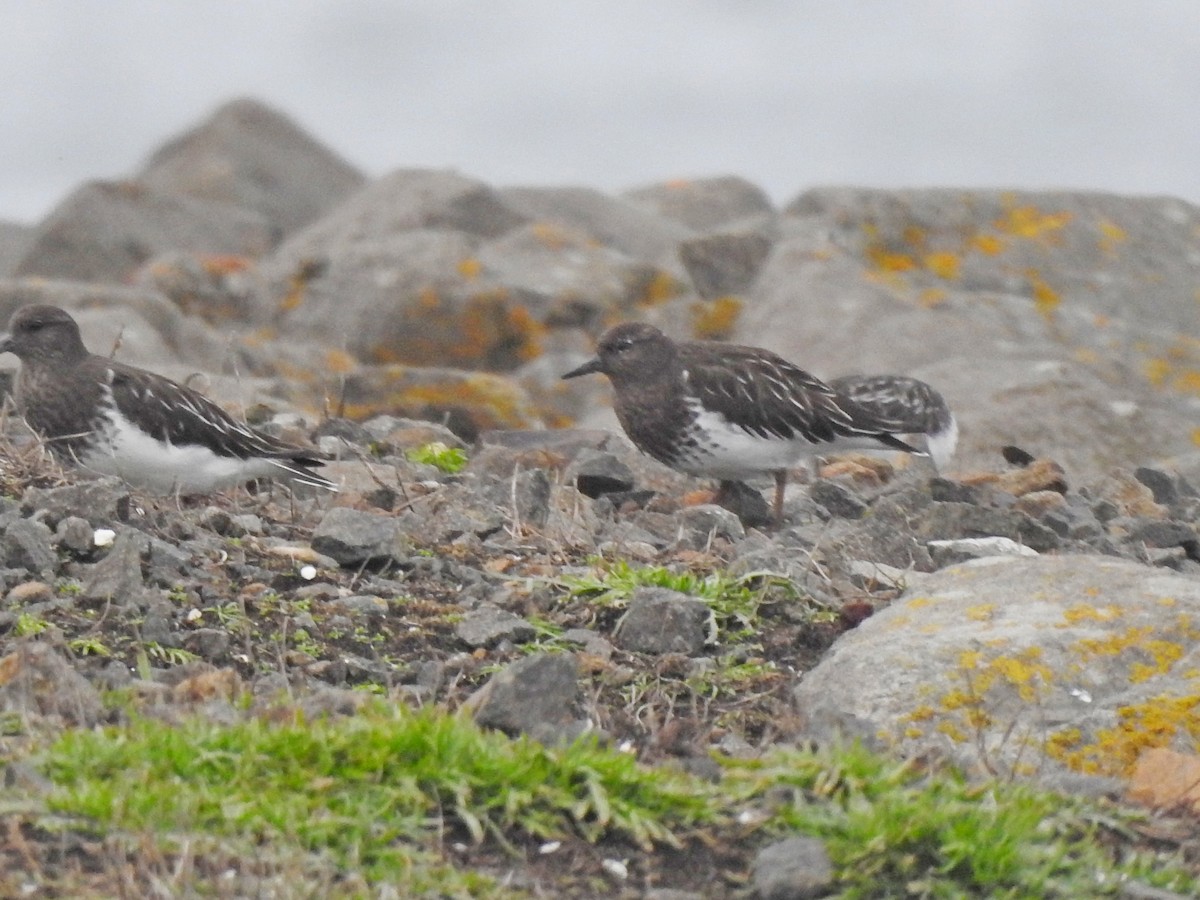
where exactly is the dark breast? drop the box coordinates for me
[16,364,109,462]
[610,375,700,470]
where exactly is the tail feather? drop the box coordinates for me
[269,458,338,491]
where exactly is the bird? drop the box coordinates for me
[562,322,933,526]
[0,304,337,495]
[827,373,958,472]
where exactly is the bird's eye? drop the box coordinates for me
[612,338,634,352]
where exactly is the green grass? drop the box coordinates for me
[42,704,710,883]
[559,559,810,639]
[719,744,1196,897]
[32,705,1197,897]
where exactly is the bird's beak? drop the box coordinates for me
[561,356,603,379]
[0,333,12,355]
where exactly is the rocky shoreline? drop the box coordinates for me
[1,97,1198,896]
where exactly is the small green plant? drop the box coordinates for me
[143,642,199,666]
[560,560,802,639]
[406,441,468,474]
[13,612,51,637]
[55,579,83,597]
[68,635,113,657]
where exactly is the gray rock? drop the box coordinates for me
[79,530,148,608]
[15,180,271,283]
[738,189,1200,480]
[917,502,1060,553]
[0,641,103,727]
[829,488,935,571]
[145,537,194,582]
[398,484,508,544]
[183,627,231,661]
[310,507,405,566]
[1133,466,1184,507]
[0,220,34,277]
[336,363,541,439]
[809,479,868,520]
[674,504,746,550]
[258,169,535,362]
[2,518,57,574]
[54,516,95,554]
[138,97,365,238]
[499,183,693,263]
[565,449,636,498]
[751,836,834,900]
[927,536,1039,567]
[1123,519,1197,551]
[794,555,1200,782]
[21,477,131,529]
[199,507,263,537]
[476,222,660,328]
[678,229,774,299]
[466,651,581,738]
[455,604,536,649]
[624,175,774,232]
[612,588,713,655]
[140,600,177,647]
[482,467,553,531]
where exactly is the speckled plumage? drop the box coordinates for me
[828,373,958,471]
[0,304,336,495]
[562,322,933,525]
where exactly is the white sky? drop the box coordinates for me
[2,0,1198,223]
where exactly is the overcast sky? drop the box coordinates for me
[2,1,1198,224]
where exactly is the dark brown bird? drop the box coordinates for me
[0,304,336,495]
[563,322,937,525]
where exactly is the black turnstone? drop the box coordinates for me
[0,304,337,495]
[828,373,958,472]
[562,322,925,525]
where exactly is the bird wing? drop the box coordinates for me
[829,374,952,436]
[682,343,916,450]
[107,361,326,465]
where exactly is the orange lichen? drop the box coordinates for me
[530,222,572,250]
[200,254,253,276]
[918,288,948,308]
[1048,694,1200,776]
[1025,269,1061,319]
[970,233,1006,256]
[690,296,743,340]
[866,247,918,273]
[965,604,996,622]
[457,257,483,280]
[323,348,358,375]
[1098,218,1127,255]
[639,270,682,306]
[923,251,960,280]
[1059,603,1122,625]
[994,203,1072,240]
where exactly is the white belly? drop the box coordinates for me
[79,410,274,494]
[675,405,926,479]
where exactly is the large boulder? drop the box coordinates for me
[14,181,271,284]
[138,97,366,239]
[729,188,1200,481]
[794,555,1200,784]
